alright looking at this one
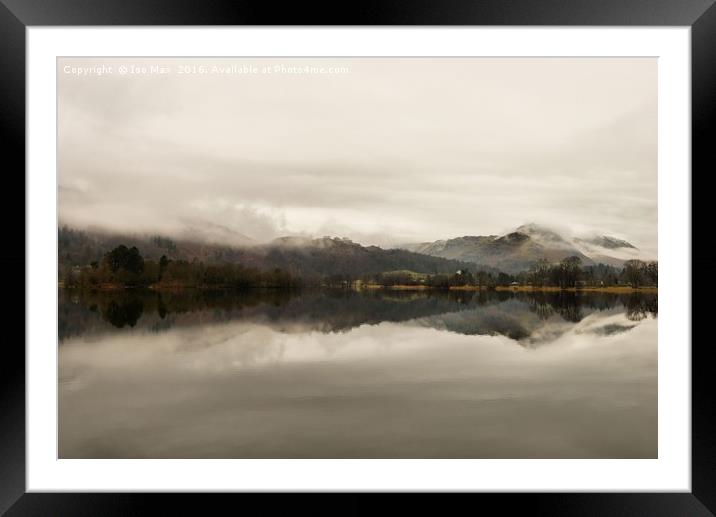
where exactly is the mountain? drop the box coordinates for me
[247,237,482,278]
[571,234,641,265]
[402,224,636,274]
[178,220,255,247]
[575,235,636,250]
[58,227,477,279]
[58,223,641,279]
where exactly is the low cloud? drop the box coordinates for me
[59,57,657,255]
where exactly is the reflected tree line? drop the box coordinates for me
[59,288,294,338]
[523,291,658,323]
[59,287,657,342]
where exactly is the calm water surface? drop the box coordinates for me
[59,288,657,458]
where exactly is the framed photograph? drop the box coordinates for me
[5,0,712,514]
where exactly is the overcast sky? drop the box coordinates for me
[58,57,657,256]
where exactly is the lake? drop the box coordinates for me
[59,288,657,458]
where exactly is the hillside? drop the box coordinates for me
[58,227,477,280]
[402,223,637,274]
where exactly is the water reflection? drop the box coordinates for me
[59,288,656,344]
[59,288,657,459]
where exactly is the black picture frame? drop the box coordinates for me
[3,1,712,514]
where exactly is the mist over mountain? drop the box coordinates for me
[58,227,480,280]
[59,221,648,281]
[402,223,640,274]
[575,235,636,250]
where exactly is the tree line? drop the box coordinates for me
[522,257,657,288]
[62,244,301,289]
[61,245,657,291]
[366,256,657,289]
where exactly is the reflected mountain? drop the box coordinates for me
[59,288,657,345]
[586,323,638,336]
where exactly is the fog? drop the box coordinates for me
[58,57,657,255]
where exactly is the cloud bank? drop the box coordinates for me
[58,57,657,256]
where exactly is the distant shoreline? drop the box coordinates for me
[58,282,657,294]
[493,285,657,293]
[57,283,298,292]
[363,284,657,293]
